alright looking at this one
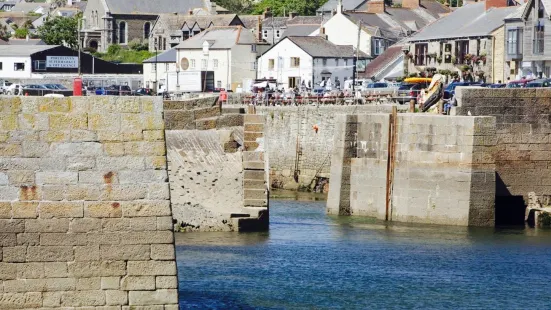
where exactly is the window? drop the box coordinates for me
[190,59,196,68]
[151,63,157,73]
[414,43,428,65]
[444,43,452,63]
[193,30,200,36]
[322,59,327,66]
[344,59,348,66]
[201,59,207,69]
[217,81,222,88]
[290,57,300,68]
[288,77,299,88]
[534,25,544,54]
[144,22,151,39]
[213,59,218,69]
[276,30,280,38]
[335,58,339,65]
[372,38,385,56]
[119,21,127,44]
[251,62,257,70]
[183,31,190,40]
[251,44,257,52]
[507,28,523,56]
[268,59,274,70]
[162,38,167,50]
[34,60,46,71]
[154,37,158,49]
[454,41,469,64]
[0,62,3,70]
[263,30,268,38]
[14,63,25,71]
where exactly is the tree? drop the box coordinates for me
[0,24,10,41]
[215,0,254,14]
[252,0,328,16]
[37,15,78,49]
[14,28,28,39]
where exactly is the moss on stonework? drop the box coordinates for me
[539,212,551,227]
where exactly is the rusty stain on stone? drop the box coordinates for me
[20,185,38,201]
[103,172,114,184]
[112,202,120,208]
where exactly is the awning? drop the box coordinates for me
[253,81,268,88]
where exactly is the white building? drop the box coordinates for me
[0,45,54,79]
[174,26,259,91]
[143,49,178,92]
[257,35,368,90]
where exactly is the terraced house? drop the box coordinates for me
[405,0,518,83]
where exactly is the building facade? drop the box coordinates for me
[175,27,259,91]
[257,36,368,90]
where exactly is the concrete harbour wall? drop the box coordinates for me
[255,105,401,191]
[328,113,496,226]
[0,96,179,309]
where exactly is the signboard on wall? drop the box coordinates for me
[46,56,78,68]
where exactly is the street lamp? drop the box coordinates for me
[154,39,158,95]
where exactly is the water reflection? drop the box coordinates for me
[177,199,551,310]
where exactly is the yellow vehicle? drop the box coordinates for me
[403,77,433,84]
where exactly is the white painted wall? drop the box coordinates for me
[257,38,313,90]
[0,56,33,79]
[313,13,373,57]
[230,44,258,90]
[143,62,178,92]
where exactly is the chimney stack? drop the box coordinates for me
[211,2,217,14]
[337,0,343,14]
[257,15,262,42]
[189,9,193,15]
[263,8,272,19]
[319,27,327,40]
[367,0,385,13]
[402,0,420,9]
[485,0,509,10]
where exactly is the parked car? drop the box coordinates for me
[5,83,23,95]
[525,78,551,88]
[312,88,327,97]
[394,82,430,104]
[443,82,483,100]
[44,84,68,90]
[0,80,12,94]
[96,85,132,96]
[506,78,534,88]
[133,88,154,96]
[364,82,398,97]
[487,83,506,88]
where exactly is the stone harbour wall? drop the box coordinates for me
[328,113,497,227]
[0,96,179,309]
[165,98,268,232]
[454,87,551,200]
[256,105,401,191]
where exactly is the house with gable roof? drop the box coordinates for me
[507,0,551,78]
[314,0,450,59]
[150,13,245,51]
[405,0,517,83]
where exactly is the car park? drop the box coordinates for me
[525,78,551,88]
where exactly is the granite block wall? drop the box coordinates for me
[256,105,401,190]
[0,96,179,309]
[328,113,497,226]
[454,87,551,200]
[165,98,267,232]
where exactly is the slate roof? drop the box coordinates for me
[175,26,257,49]
[0,44,55,56]
[156,13,239,32]
[238,15,263,30]
[408,2,518,42]
[318,0,367,13]
[104,0,224,14]
[143,48,176,63]
[286,15,329,25]
[282,24,320,37]
[6,39,46,45]
[262,17,289,28]
[363,44,403,78]
[286,36,369,58]
[10,2,50,14]
[507,2,526,19]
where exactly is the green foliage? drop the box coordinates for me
[539,212,551,227]
[0,23,10,41]
[14,28,28,39]
[128,38,148,51]
[37,15,79,49]
[23,19,34,30]
[215,0,255,14]
[94,44,156,64]
[252,0,328,16]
